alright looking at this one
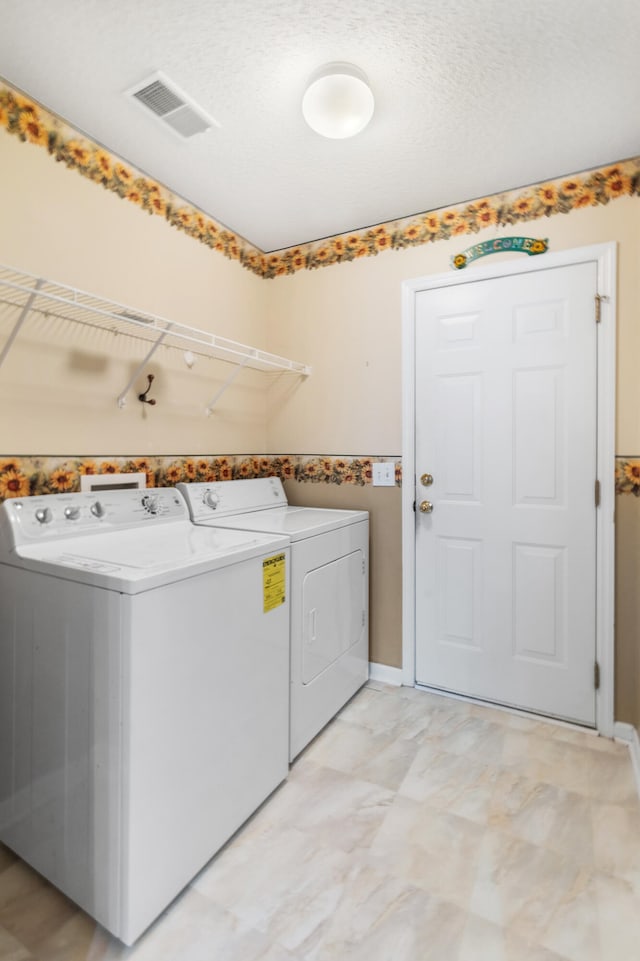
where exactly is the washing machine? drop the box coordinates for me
[178,478,369,760]
[0,488,290,945]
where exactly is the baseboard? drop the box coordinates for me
[613,721,640,801]
[368,662,403,686]
[632,729,640,801]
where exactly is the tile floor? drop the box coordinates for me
[1,682,639,960]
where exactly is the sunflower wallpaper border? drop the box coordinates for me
[1,455,638,504]
[2,80,640,280]
[0,455,403,503]
[615,458,640,496]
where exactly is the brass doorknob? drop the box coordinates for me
[419,500,434,513]
[420,473,434,487]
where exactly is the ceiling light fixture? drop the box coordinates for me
[302,63,374,139]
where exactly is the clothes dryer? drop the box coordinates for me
[178,478,368,760]
[0,489,290,944]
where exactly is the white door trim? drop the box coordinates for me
[401,242,616,736]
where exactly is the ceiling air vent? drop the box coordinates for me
[126,71,220,139]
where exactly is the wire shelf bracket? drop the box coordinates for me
[0,277,44,371]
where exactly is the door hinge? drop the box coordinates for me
[595,293,609,323]
[594,661,601,690]
[595,478,601,507]
[412,500,416,513]
[362,559,366,576]
[362,610,366,627]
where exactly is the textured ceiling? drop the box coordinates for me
[1,0,639,251]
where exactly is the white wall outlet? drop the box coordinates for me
[372,462,396,486]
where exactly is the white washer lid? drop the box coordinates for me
[10,521,290,593]
[191,505,368,541]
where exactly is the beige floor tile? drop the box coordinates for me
[469,827,590,943]
[123,887,297,961]
[244,759,394,853]
[594,873,640,961]
[457,913,574,961]
[302,717,420,791]
[591,800,640,891]
[337,685,445,741]
[0,685,638,961]
[0,922,35,961]
[0,859,49,911]
[538,868,602,961]
[32,911,109,961]
[456,913,510,961]
[368,794,486,910]
[587,749,639,804]
[398,743,500,823]
[549,725,628,755]
[0,886,81,956]
[431,714,508,766]
[488,771,595,867]
[304,867,467,961]
[194,823,352,950]
[501,730,594,795]
[362,679,393,694]
[502,935,578,961]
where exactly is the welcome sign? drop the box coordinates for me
[452,237,548,270]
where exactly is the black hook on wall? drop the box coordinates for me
[138,373,157,405]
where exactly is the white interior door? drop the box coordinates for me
[414,261,598,725]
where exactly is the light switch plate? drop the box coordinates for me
[372,462,396,486]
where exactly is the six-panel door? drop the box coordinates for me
[414,261,598,724]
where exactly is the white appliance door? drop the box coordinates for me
[414,261,598,724]
[289,521,369,761]
[302,550,365,684]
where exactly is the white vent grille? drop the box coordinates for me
[133,79,184,117]
[126,71,220,139]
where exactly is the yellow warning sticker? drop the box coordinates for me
[263,553,286,613]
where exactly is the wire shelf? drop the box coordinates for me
[0,263,311,410]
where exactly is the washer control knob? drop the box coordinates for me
[35,507,52,525]
[64,506,80,521]
[142,494,159,514]
[90,501,105,518]
[203,490,219,510]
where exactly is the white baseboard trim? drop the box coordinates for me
[613,721,640,801]
[613,721,634,741]
[368,662,403,686]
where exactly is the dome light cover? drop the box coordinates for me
[302,63,374,139]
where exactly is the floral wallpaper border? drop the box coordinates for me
[1,454,638,503]
[0,454,402,503]
[2,80,640,280]
[616,458,640,496]
[0,454,640,502]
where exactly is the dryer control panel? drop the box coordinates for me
[178,477,287,521]
[0,488,188,549]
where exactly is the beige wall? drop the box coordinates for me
[1,123,639,728]
[0,133,270,455]
[265,198,640,451]
[615,496,640,726]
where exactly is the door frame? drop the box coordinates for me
[401,242,616,736]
